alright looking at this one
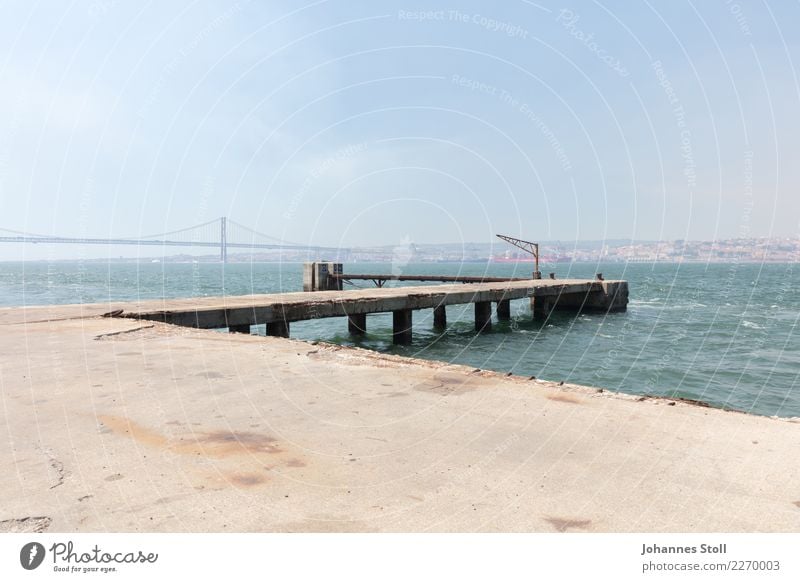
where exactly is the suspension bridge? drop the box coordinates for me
[0,217,348,262]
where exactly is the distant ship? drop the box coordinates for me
[490,255,571,263]
[491,256,535,263]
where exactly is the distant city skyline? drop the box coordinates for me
[2,1,800,261]
[4,233,797,264]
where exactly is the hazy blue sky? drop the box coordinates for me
[1,0,799,258]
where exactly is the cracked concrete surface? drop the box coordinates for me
[42,448,66,490]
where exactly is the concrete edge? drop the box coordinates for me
[182,324,799,424]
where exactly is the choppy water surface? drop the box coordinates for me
[1,261,798,418]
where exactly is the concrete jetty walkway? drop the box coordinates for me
[107,278,628,344]
[0,303,798,533]
[0,278,628,344]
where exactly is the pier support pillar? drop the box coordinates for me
[433,305,447,330]
[348,313,367,335]
[475,301,492,332]
[393,309,412,345]
[532,296,553,320]
[228,324,251,334]
[496,299,511,321]
[266,320,290,338]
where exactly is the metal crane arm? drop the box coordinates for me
[496,234,542,279]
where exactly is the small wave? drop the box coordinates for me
[742,320,765,330]
[661,302,708,310]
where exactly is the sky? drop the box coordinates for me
[1,0,799,259]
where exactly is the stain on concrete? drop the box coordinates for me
[97,415,311,489]
[413,373,482,395]
[793,501,800,509]
[545,517,592,532]
[100,416,169,449]
[195,431,281,457]
[196,371,225,379]
[436,373,482,389]
[228,473,268,488]
[547,393,582,404]
[99,415,283,458]
[104,473,124,482]
[0,516,52,533]
[99,416,321,493]
[412,381,449,395]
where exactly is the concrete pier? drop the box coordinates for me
[1,305,798,533]
[114,278,628,344]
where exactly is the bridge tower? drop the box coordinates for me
[220,217,227,263]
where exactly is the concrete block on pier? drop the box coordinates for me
[303,262,343,292]
[532,281,629,318]
[595,281,629,312]
[302,263,314,292]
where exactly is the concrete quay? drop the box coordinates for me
[0,304,799,533]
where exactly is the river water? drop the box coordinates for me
[2,260,797,418]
